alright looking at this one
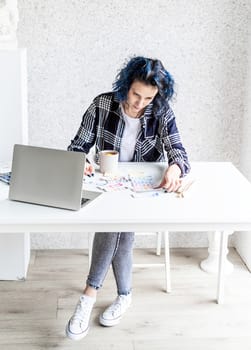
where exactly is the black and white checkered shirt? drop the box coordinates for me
[68,92,190,176]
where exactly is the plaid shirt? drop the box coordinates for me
[68,92,190,176]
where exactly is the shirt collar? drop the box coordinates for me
[111,94,157,138]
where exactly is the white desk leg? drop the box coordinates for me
[200,231,234,274]
[217,231,229,304]
[164,231,171,293]
[0,232,30,280]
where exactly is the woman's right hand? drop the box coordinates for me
[84,163,95,176]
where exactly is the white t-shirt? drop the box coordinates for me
[119,104,141,162]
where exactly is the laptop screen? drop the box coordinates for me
[9,144,86,210]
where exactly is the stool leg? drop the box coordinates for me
[88,232,94,268]
[156,232,162,256]
[164,231,171,293]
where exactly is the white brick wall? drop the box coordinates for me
[15,0,251,248]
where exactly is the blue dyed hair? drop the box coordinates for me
[113,56,175,116]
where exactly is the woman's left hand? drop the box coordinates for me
[156,164,182,192]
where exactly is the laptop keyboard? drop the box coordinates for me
[81,197,90,206]
[0,172,11,185]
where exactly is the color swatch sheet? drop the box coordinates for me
[84,172,156,192]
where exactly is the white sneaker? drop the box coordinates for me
[66,295,95,340]
[99,294,132,327]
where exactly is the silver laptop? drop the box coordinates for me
[9,144,102,210]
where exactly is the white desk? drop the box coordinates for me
[1,162,251,303]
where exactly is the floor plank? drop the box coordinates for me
[0,248,251,350]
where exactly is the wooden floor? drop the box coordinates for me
[1,248,251,350]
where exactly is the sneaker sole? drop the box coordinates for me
[99,302,131,327]
[65,321,89,340]
[99,314,122,327]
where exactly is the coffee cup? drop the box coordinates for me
[99,150,119,174]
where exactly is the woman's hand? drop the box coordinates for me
[157,164,182,192]
[84,162,95,176]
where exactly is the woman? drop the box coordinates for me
[66,56,190,340]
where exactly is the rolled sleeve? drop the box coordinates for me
[161,108,190,177]
[67,101,97,154]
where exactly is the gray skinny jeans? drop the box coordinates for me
[87,232,135,295]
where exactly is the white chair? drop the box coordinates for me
[88,231,171,293]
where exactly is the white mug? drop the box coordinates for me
[99,150,119,174]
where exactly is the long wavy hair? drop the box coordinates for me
[113,56,175,117]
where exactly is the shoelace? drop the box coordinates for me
[72,299,92,324]
[106,296,126,316]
